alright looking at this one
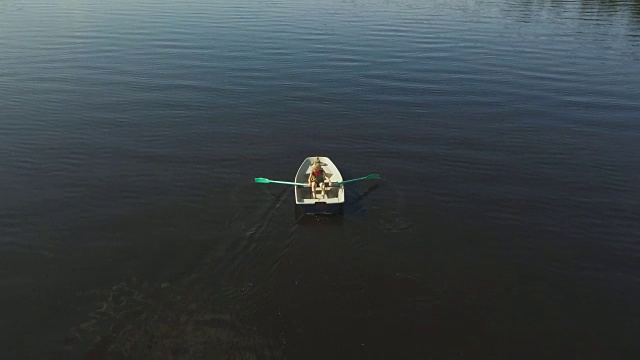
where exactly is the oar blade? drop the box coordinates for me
[254,177,271,184]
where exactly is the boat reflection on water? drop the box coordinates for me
[294,183,380,225]
[294,211,345,226]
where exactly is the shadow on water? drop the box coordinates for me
[34,166,639,359]
[64,171,391,357]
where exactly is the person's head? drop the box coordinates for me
[312,161,323,171]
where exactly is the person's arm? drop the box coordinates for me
[308,173,313,186]
[326,171,332,186]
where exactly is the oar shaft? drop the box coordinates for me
[255,174,379,186]
[261,179,308,186]
[333,174,380,185]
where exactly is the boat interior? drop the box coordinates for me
[295,164,343,204]
[296,182,341,203]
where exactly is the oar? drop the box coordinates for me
[255,174,380,187]
[332,174,380,186]
[254,178,308,186]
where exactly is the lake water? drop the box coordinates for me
[1,0,639,358]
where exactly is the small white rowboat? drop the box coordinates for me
[294,156,345,214]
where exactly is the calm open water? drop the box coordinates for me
[1,0,639,358]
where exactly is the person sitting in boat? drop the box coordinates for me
[308,160,332,199]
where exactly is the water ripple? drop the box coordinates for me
[2,0,640,357]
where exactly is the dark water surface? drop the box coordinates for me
[1,0,639,358]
